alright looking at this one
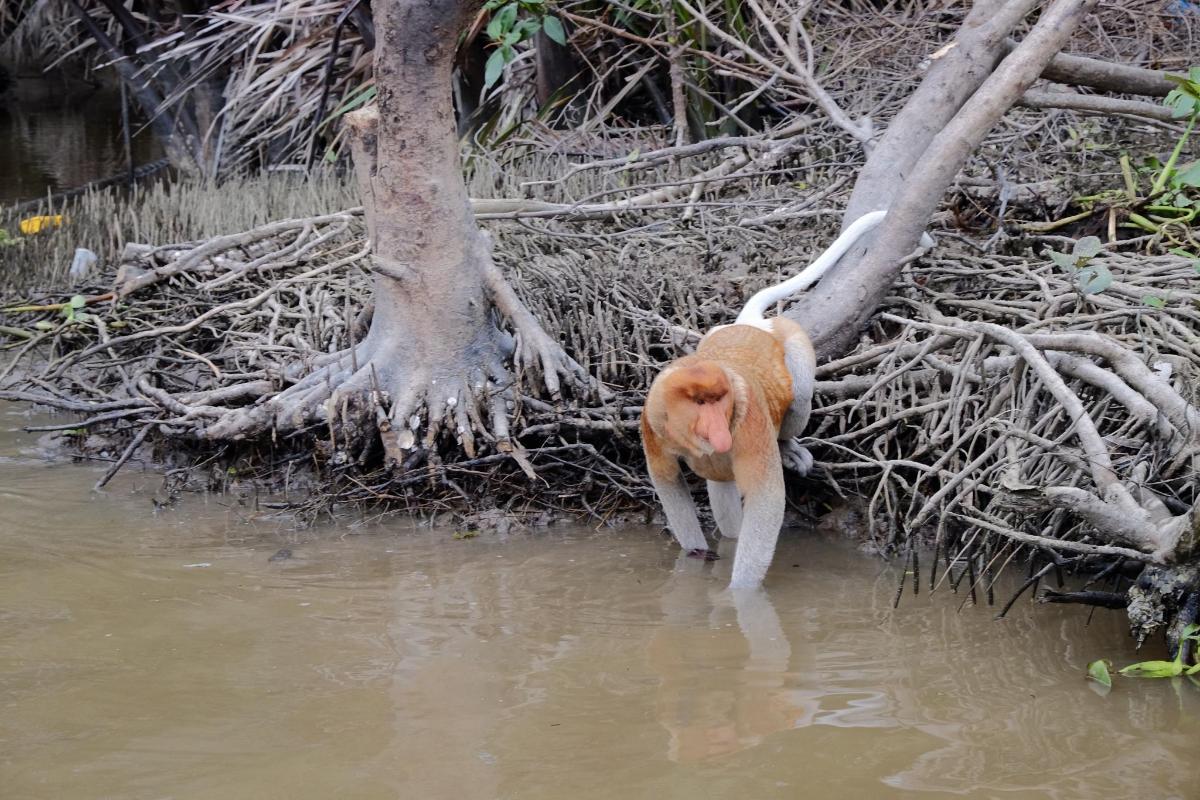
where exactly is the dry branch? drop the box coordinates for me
[1006,38,1175,97]
[1019,89,1177,123]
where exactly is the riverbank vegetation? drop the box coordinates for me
[2,1,1199,656]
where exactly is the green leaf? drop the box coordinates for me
[69,294,87,310]
[1077,263,1113,294]
[542,15,567,45]
[1142,295,1166,308]
[1174,161,1200,187]
[486,13,503,39]
[34,320,54,331]
[1119,659,1185,678]
[1072,235,1103,259]
[1087,659,1113,688]
[515,18,541,38]
[498,3,519,32]
[1046,250,1078,271]
[487,3,518,40]
[483,48,506,88]
[328,85,377,123]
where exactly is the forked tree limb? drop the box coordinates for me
[792,0,1100,358]
[839,0,1039,227]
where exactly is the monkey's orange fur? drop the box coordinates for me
[642,322,800,484]
[640,210,889,587]
[641,318,815,587]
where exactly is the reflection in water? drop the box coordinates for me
[654,546,896,764]
[0,77,161,204]
[1,402,1198,799]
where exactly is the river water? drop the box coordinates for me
[1,402,1198,799]
[0,75,161,206]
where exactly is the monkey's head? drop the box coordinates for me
[662,362,735,457]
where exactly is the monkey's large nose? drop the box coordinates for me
[696,408,732,453]
[709,427,732,453]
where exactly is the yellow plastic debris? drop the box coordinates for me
[18,215,63,234]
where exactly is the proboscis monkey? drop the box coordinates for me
[641,211,888,587]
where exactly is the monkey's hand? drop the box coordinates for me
[780,439,813,477]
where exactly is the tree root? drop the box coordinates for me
[4,131,1200,646]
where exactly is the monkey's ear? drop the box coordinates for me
[726,369,749,432]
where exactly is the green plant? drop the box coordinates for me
[61,294,88,324]
[1089,624,1200,688]
[1087,658,1113,688]
[1116,69,1200,233]
[1045,235,1113,294]
[482,0,567,89]
[1037,67,1200,246]
[1119,624,1200,678]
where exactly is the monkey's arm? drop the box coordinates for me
[772,321,816,476]
[729,417,786,588]
[642,420,709,552]
[770,320,815,440]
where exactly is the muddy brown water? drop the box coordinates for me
[1,75,161,206]
[1,403,1198,799]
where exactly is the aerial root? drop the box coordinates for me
[483,255,602,401]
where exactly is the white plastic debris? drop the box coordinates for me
[69,248,98,283]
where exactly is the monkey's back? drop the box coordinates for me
[696,323,794,429]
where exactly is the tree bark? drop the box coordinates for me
[837,0,1038,229]
[368,0,492,368]
[208,0,590,456]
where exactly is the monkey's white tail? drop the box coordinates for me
[735,209,888,325]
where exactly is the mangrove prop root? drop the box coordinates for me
[3,199,1200,643]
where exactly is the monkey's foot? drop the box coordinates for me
[687,548,721,561]
[780,440,813,476]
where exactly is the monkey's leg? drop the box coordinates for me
[779,439,814,476]
[778,333,816,476]
[707,480,743,539]
[730,435,786,588]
